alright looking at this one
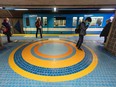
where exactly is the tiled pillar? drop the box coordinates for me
[105,11,116,56]
[0,34,3,48]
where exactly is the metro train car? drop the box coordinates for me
[23,13,114,34]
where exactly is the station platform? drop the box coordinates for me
[0,34,116,87]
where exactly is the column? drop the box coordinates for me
[0,34,3,48]
[105,11,116,56]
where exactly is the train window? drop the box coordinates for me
[43,17,47,26]
[110,17,114,22]
[73,17,77,26]
[54,17,66,27]
[78,17,84,24]
[26,17,30,26]
[37,17,41,20]
[90,17,103,26]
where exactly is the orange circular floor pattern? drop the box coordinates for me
[21,40,85,68]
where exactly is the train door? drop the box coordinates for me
[72,17,78,34]
[30,15,38,34]
[78,17,84,24]
[35,16,42,34]
[42,17,48,34]
[72,17,84,34]
[24,15,38,34]
[37,17,41,20]
[36,17,48,34]
[25,17,30,34]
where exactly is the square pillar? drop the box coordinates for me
[0,34,3,48]
[105,11,116,56]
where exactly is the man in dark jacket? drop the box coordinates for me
[2,18,12,43]
[100,19,112,43]
[76,17,92,50]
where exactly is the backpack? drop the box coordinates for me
[0,25,8,34]
[75,23,81,34]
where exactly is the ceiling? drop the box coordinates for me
[0,0,116,18]
[0,0,116,8]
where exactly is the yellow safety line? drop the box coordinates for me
[1,34,99,37]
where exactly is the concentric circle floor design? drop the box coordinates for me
[9,39,98,82]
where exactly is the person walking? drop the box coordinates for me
[76,17,92,50]
[35,18,43,38]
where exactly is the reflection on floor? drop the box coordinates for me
[0,35,116,87]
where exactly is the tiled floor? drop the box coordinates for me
[0,35,116,87]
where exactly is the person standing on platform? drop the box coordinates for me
[2,18,12,43]
[35,18,43,38]
[100,19,112,44]
[76,17,92,50]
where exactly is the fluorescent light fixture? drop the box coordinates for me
[99,8,115,11]
[58,8,98,10]
[54,7,57,12]
[0,7,3,9]
[14,9,28,11]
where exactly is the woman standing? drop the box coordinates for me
[35,18,42,38]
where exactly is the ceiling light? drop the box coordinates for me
[0,7,3,9]
[14,9,28,11]
[99,8,115,11]
[54,7,57,12]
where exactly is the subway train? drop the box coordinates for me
[23,13,114,34]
